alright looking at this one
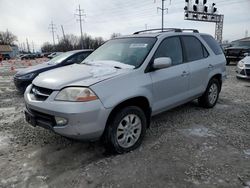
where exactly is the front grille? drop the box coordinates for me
[27,106,56,128]
[245,69,250,76]
[30,85,53,101]
[245,64,250,68]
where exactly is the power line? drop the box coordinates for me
[48,21,56,46]
[75,4,86,49]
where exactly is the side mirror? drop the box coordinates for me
[153,57,172,70]
[244,53,249,57]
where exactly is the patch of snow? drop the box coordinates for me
[0,132,12,150]
[243,149,250,156]
[180,126,215,137]
[90,67,117,78]
[85,60,135,69]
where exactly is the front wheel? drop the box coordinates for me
[198,79,220,108]
[104,106,147,154]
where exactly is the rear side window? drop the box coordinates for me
[201,35,223,55]
[154,37,183,65]
[182,36,208,62]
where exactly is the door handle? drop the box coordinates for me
[208,64,214,69]
[181,71,189,77]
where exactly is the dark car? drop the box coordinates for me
[2,54,11,60]
[21,54,36,60]
[14,49,93,93]
[224,40,250,65]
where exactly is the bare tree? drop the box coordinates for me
[110,33,121,39]
[41,33,105,52]
[0,30,18,45]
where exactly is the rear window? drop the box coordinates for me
[201,35,223,55]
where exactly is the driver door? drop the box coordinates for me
[150,36,190,114]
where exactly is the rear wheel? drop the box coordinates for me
[104,106,146,154]
[198,78,220,108]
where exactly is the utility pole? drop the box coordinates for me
[75,4,86,49]
[48,21,56,46]
[32,41,35,53]
[61,25,66,41]
[57,35,60,43]
[156,0,168,31]
[26,38,30,53]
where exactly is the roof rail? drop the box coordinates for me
[133,28,182,34]
[133,28,199,34]
[181,29,199,33]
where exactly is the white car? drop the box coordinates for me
[236,54,250,79]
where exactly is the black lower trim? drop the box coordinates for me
[25,107,56,131]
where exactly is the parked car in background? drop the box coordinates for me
[236,53,250,79]
[14,49,93,93]
[41,52,51,58]
[35,53,43,58]
[21,54,36,60]
[224,40,250,65]
[2,54,11,60]
[24,28,226,153]
[48,52,63,59]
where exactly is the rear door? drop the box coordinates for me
[181,36,210,96]
[150,36,190,114]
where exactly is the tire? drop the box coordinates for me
[104,106,147,154]
[198,78,220,108]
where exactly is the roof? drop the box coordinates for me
[0,45,13,52]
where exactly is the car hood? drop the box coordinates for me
[241,56,250,65]
[15,62,52,76]
[32,61,134,90]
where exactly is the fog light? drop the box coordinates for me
[55,116,68,126]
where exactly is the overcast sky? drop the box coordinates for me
[0,0,249,50]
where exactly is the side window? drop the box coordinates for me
[67,52,91,64]
[182,36,208,62]
[154,37,183,66]
[75,52,91,63]
[201,35,223,55]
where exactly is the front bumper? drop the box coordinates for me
[24,85,112,140]
[236,67,250,79]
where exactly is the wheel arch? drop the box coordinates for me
[210,73,222,91]
[103,96,152,137]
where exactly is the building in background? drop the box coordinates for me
[0,45,19,58]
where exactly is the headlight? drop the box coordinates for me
[55,87,98,102]
[18,73,36,80]
[237,61,245,69]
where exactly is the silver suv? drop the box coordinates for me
[24,28,226,153]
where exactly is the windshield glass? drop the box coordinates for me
[47,51,74,65]
[82,37,156,68]
[232,41,250,47]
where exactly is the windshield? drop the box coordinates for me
[47,51,75,65]
[232,41,250,47]
[82,37,156,68]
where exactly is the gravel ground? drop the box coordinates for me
[0,60,250,188]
